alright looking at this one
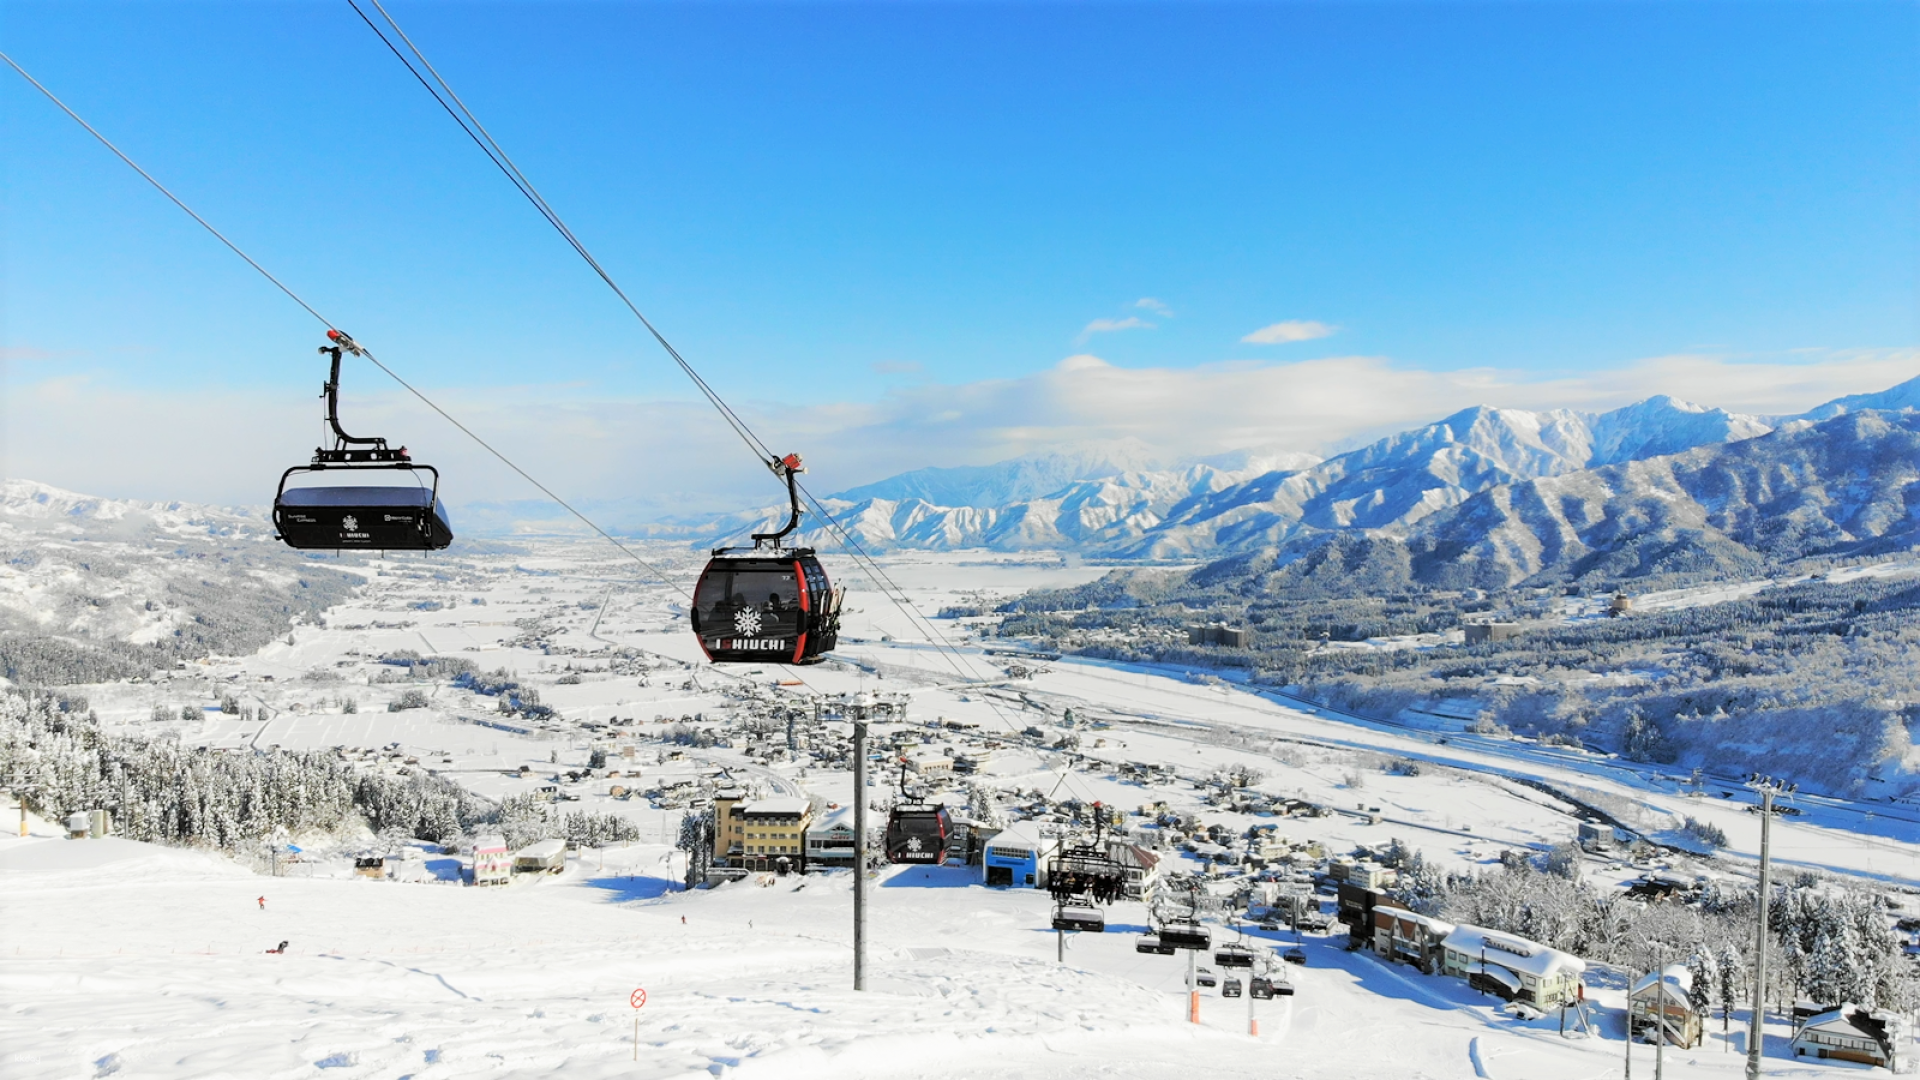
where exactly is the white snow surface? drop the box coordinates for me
[5,540,1914,1078]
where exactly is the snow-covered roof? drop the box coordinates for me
[1442,925,1586,980]
[809,805,855,832]
[742,797,810,817]
[515,838,565,860]
[1374,905,1455,937]
[984,822,1054,856]
[1630,964,1692,1000]
[471,834,507,852]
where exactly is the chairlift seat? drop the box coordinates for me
[1215,943,1257,968]
[1051,904,1105,933]
[274,479,452,551]
[1135,934,1173,955]
[1249,976,1276,1000]
[1221,976,1243,998]
[1159,923,1211,951]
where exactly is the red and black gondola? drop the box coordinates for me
[692,454,842,665]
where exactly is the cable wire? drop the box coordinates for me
[0,48,691,602]
[346,2,1024,705]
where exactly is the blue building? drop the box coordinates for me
[982,823,1058,888]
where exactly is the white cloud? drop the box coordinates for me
[1132,298,1173,317]
[1076,316,1154,343]
[9,348,1912,526]
[1241,320,1338,345]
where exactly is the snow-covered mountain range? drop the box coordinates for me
[754,383,1902,559]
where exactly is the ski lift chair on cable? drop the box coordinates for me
[1215,942,1258,969]
[274,330,453,549]
[273,331,452,551]
[1157,921,1211,951]
[1249,975,1276,1000]
[692,454,842,665]
[1221,975,1243,999]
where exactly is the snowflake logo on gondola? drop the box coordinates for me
[906,837,923,853]
[733,608,763,636]
[342,515,359,532]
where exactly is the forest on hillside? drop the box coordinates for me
[995,560,1920,796]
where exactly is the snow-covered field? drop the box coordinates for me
[5,541,1916,1078]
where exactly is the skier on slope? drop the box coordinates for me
[257,896,266,910]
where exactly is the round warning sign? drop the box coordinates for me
[630,988,648,1010]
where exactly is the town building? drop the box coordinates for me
[983,822,1059,888]
[1629,965,1703,1047]
[1106,839,1162,900]
[1440,925,1586,1009]
[1372,905,1455,974]
[1464,621,1522,644]
[1186,624,1248,647]
[803,804,856,869]
[1792,1005,1903,1068]
[512,838,567,875]
[1337,883,1387,942]
[471,834,510,886]
[716,793,814,873]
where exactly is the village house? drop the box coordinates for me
[1371,905,1455,974]
[512,838,567,875]
[1105,838,1162,900]
[1792,1005,1904,1069]
[1629,965,1703,1047]
[716,793,814,873]
[470,834,510,887]
[1440,925,1586,1009]
[803,804,856,869]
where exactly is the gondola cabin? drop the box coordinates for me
[883,804,950,864]
[692,551,840,665]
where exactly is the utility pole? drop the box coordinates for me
[1747,776,1792,1080]
[1655,957,1666,1080]
[852,694,870,992]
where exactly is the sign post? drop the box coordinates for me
[630,988,647,1061]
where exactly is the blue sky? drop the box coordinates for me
[3,1,1915,516]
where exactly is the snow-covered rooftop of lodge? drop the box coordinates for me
[1442,925,1586,980]
[1630,964,1693,999]
[740,797,811,817]
[1373,905,1455,936]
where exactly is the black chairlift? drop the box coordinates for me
[692,454,842,665]
[1158,921,1211,951]
[1047,844,1127,906]
[273,331,452,552]
[1051,902,1105,934]
[1135,933,1175,955]
[1221,976,1243,999]
[1249,976,1276,1000]
[1215,942,1258,969]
